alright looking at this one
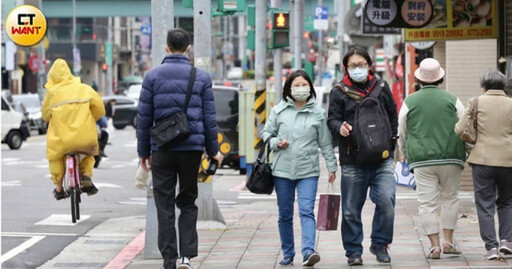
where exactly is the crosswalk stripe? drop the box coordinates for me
[0,236,45,264]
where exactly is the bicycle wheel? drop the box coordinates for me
[74,158,81,221]
[70,187,77,223]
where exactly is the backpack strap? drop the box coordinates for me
[368,80,386,99]
[183,67,196,113]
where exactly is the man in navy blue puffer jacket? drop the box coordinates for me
[137,28,223,269]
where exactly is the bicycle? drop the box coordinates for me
[63,154,81,223]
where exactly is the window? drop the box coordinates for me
[2,98,10,111]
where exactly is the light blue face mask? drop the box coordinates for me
[348,68,369,83]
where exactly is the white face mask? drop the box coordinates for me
[290,86,311,101]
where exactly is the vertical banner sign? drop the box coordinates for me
[405,0,497,41]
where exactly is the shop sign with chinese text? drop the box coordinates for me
[405,0,497,41]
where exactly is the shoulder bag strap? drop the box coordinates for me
[183,67,196,113]
[474,96,479,129]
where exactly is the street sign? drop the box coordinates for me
[362,10,401,35]
[105,42,112,66]
[73,48,81,74]
[140,24,151,35]
[410,41,436,50]
[314,6,328,30]
[365,0,398,26]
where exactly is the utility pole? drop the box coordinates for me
[254,0,267,152]
[315,0,324,86]
[193,0,225,225]
[145,0,174,259]
[131,19,136,76]
[294,0,302,70]
[272,0,283,102]
[72,0,77,76]
[107,17,113,96]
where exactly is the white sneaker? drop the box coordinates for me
[484,248,500,260]
[500,240,512,255]
[177,257,192,269]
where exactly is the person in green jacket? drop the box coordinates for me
[262,70,338,267]
[398,58,466,260]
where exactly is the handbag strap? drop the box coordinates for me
[257,139,272,162]
[183,67,197,113]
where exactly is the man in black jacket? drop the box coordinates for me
[328,47,398,266]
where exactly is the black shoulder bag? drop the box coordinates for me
[150,67,196,148]
[246,139,274,195]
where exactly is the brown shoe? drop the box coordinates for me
[80,175,99,196]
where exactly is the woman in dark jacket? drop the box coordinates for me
[327,47,398,266]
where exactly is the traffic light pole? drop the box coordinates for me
[294,0,303,70]
[272,0,283,102]
[193,0,225,225]
[254,0,267,153]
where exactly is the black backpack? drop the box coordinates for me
[351,82,393,165]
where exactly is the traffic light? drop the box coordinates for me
[270,11,289,49]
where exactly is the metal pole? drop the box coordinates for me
[145,0,174,259]
[38,0,46,101]
[72,0,77,76]
[193,0,212,73]
[254,0,267,150]
[272,0,283,102]
[294,0,302,70]
[131,20,136,76]
[338,0,347,77]
[107,17,113,96]
[193,0,225,225]
[315,0,324,86]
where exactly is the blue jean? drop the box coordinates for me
[341,158,396,257]
[274,176,318,258]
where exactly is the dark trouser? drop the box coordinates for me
[151,150,203,269]
[99,130,108,152]
[472,164,512,250]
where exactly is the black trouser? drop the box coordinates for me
[472,164,512,250]
[99,130,108,152]
[151,150,203,269]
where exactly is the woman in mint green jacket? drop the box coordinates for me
[262,70,338,267]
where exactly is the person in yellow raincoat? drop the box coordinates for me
[42,59,105,200]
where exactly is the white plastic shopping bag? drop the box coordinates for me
[394,161,416,189]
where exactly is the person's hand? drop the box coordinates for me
[140,157,151,172]
[277,140,290,149]
[339,121,353,137]
[211,152,224,166]
[328,172,336,183]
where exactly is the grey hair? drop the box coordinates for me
[480,69,506,90]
